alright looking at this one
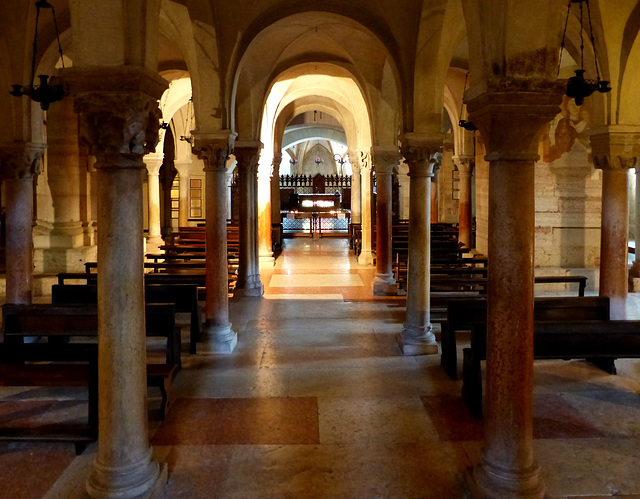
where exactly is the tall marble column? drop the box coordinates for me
[144,156,163,247]
[372,147,400,294]
[591,126,640,319]
[0,143,45,304]
[193,133,238,353]
[234,142,264,296]
[633,167,640,281]
[348,150,361,224]
[466,81,563,499]
[258,155,274,265]
[359,151,374,265]
[399,134,440,355]
[270,153,282,250]
[455,155,474,249]
[174,160,192,228]
[71,67,168,499]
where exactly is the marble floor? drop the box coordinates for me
[3,237,640,498]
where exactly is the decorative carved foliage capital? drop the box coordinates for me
[193,141,232,172]
[465,79,564,162]
[360,151,372,172]
[74,92,162,167]
[371,147,402,175]
[0,142,46,179]
[234,146,261,174]
[590,127,640,171]
[401,140,440,178]
[454,155,474,176]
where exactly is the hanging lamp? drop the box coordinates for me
[10,0,68,111]
[179,97,194,145]
[558,0,610,106]
[458,72,477,131]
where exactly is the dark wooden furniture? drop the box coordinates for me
[440,296,610,380]
[461,316,640,420]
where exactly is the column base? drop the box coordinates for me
[358,250,375,266]
[259,253,275,266]
[201,322,237,354]
[86,451,167,499]
[372,273,398,295]
[399,324,439,355]
[234,276,264,297]
[466,458,545,499]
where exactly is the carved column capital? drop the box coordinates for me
[401,133,443,178]
[465,78,564,162]
[371,146,402,175]
[0,142,46,179]
[453,155,475,176]
[590,125,640,171]
[234,140,262,174]
[74,92,163,169]
[193,131,237,172]
[144,155,164,175]
[360,151,372,172]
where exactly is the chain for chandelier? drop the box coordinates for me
[458,72,477,131]
[179,97,194,145]
[558,0,610,106]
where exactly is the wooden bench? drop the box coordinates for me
[52,283,202,354]
[461,316,640,419]
[440,296,610,380]
[2,303,181,423]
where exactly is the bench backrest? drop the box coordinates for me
[448,295,610,333]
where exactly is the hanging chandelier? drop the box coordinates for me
[558,0,610,106]
[458,72,477,131]
[179,97,194,145]
[10,0,68,111]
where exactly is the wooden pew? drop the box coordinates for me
[440,296,610,380]
[52,283,203,354]
[461,316,640,419]
[3,303,181,420]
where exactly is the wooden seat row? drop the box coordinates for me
[0,302,181,452]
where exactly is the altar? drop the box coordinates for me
[282,193,350,236]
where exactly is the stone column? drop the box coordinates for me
[193,133,238,353]
[0,143,45,304]
[399,134,440,355]
[144,155,163,247]
[634,168,640,281]
[270,153,282,250]
[465,80,563,499]
[234,142,264,296]
[591,126,640,319]
[348,150,361,224]
[174,160,192,228]
[258,155,274,265]
[359,151,374,265]
[372,147,400,294]
[456,155,474,249]
[71,67,168,499]
[430,171,439,223]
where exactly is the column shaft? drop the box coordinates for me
[372,148,399,295]
[400,150,438,355]
[88,163,161,498]
[5,177,34,304]
[457,158,474,249]
[359,153,374,265]
[258,160,274,264]
[599,168,629,318]
[235,144,263,296]
[476,159,540,495]
[350,161,361,224]
[147,171,161,239]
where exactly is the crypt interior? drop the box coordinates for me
[2,0,640,498]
